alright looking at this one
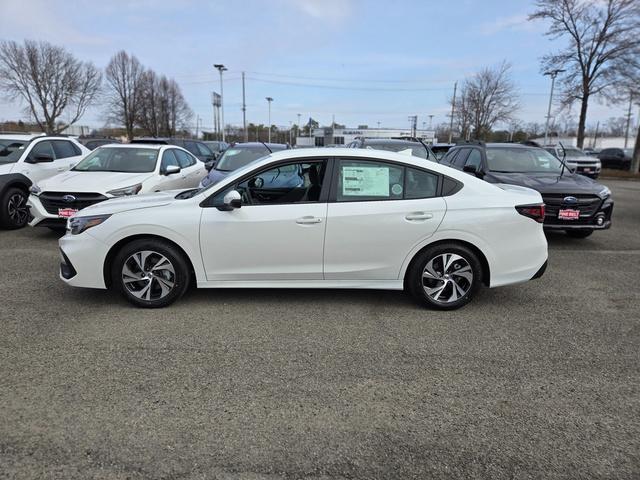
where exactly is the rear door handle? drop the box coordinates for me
[296,216,322,225]
[405,212,433,221]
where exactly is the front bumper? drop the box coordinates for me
[27,194,63,227]
[59,232,110,289]
[543,197,613,231]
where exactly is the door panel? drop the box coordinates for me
[16,141,61,183]
[200,203,327,280]
[324,198,446,280]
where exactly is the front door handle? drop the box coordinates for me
[405,212,433,221]
[296,216,322,225]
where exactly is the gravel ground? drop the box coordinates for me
[1,179,639,479]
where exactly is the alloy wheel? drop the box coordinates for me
[121,250,176,301]
[7,193,28,226]
[422,253,473,304]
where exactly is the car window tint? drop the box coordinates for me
[336,160,404,202]
[183,141,200,155]
[453,149,470,167]
[441,149,459,165]
[29,141,56,160]
[465,149,482,169]
[161,149,180,170]
[175,149,196,168]
[52,140,78,159]
[227,161,326,205]
[196,142,213,156]
[405,168,438,199]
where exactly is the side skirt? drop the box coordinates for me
[196,279,404,290]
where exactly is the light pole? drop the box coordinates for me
[543,69,565,146]
[214,64,227,142]
[428,114,434,130]
[266,97,273,143]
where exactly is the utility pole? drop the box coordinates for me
[214,64,227,142]
[448,82,457,144]
[195,115,200,138]
[242,72,248,142]
[543,69,565,146]
[624,92,633,149]
[266,97,273,142]
[289,121,292,145]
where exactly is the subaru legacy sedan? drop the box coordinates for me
[59,148,548,310]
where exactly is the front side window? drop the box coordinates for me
[337,160,404,202]
[465,149,482,169]
[175,149,196,168]
[195,142,213,156]
[452,148,470,167]
[29,141,56,161]
[161,150,180,171]
[73,147,159,173]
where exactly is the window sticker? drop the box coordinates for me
[391,183,403,195]
[342,166,390,196]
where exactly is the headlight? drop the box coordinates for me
[107,183,142,197]
[598,186,611,199]
[29,184,42,196]
[67,214,111,235]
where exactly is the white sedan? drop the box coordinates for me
[58,148,548,310]
[28,144,206,230]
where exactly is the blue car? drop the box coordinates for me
[200,142,289,188]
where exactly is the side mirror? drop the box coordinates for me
[463,164,484,178]
[164,165,181,176]
[204,160,215,172]
[28,153,54,163]
[218,190,242,211]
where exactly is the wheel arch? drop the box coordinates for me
[0,173,32,196]
[102,233,197,288]
[402,239,491,289]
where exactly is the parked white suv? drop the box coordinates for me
[28,144,206,230]
[0,136,89,229]
[58,148,548,310]
[544,145,601,178]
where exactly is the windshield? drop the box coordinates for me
[486,147,564,174]
[365,143,428,159]
[0,140,27,159]
[562,148,585,158]
[214,147,271,171]
[73,147,158,173]
[1,144,27,163]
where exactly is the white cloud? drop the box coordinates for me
[280,0,354,24]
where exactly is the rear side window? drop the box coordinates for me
[405,168,438,199]
[52,140,79,159]
[337,160,404,202]
[175,149,196,168]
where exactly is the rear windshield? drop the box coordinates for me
[364,142,428,159]
[73,147,158,173]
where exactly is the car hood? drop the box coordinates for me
[75,190,181,216]
[0,162,16,175]
[38,170,155,192]
[484,171,603,195]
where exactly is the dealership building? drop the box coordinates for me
[296,127,436,147]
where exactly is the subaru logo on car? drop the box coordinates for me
[563,196,578,205]
[62,195,76,203]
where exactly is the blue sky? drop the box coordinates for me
[0,0,628,132]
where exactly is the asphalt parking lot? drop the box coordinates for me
[1,179,639,479]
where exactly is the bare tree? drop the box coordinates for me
[453,62,519,140]
[605,116,628,136]
[137,69,192,137]
[529,0,640,148]
[0,40,101,134]
[105,51,144,141]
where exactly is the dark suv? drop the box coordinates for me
[347,138,437,162]
[597,148,633,170]
[132,138,216,164]
[440,142,613,238]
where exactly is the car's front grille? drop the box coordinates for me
[542,194,603,224]
[40,192,108,215]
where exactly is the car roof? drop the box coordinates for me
[96,143,164,150]
[230,142,288,149]
[362,138,422,145]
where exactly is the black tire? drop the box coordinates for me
[566,229,594,239]
[111,238,191,308]
[407,243,483,310]
[0,187,29,229]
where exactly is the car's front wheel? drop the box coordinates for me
[566,229,594,239]
[0,187,29,229]
[407,243,482,310]
[111,239,191,308]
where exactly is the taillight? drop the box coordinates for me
[516,204,545,223]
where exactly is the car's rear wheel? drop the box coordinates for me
[0,187,29,229]
[111,239,190,308]
[407,243,482,310]
[566,229,594,238]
